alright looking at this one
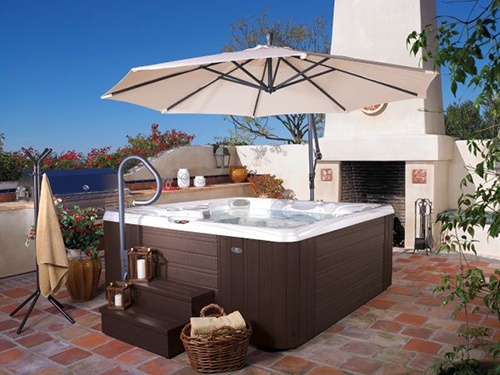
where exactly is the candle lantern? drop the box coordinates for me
[128,246,154,283]
[106,281,132,310]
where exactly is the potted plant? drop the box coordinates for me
[248,173,286,198]
[26,197,104,301]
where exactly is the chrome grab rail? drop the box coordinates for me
[117,156,162,280]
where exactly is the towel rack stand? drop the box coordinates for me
[9,147,75,334]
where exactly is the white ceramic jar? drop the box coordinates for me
[194,176,206,187]
[177,168,190,188]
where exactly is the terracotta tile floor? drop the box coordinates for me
[1,249,499,374]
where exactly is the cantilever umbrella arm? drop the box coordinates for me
[308,114,322,201]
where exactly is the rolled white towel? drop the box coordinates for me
[218,311,246,331]
[190,311,246,337]
[190,316,218,337]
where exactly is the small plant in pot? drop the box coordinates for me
[248,173,286,198]
[26,197,104,301]
[26,197,104,259]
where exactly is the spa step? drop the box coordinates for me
[131,279,215,319]
[100,305,187,358]
[100,279,215,358]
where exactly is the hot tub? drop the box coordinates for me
[104,197,394,242]
[104,197,394,349]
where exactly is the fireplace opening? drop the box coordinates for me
[341,161,405,247]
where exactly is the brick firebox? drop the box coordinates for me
[341,161,405,246]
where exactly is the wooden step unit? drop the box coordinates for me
[100,279,214,358]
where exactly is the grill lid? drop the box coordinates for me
[16,168,122,214]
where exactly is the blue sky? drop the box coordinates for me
[0,0,477,154]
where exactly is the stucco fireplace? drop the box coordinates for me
[315,0,455,249]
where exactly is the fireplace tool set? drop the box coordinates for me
[414,198,433,255]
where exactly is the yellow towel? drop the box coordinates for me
[36,174,69,297]
[190,311,246,337]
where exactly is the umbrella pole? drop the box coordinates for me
[10,148,75,334]
[308,114,322,201]
[308,117,314,201]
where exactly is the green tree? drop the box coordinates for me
[444,100,484,139]
[223,11,331,144]
[408,1,500,373]
[482,96,500,138]
[407,0,500,107]
[0,151,29,181]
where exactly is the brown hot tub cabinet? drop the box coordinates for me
[102,213,393,352]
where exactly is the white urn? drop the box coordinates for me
[177,168,190,188]
[194,176,206,187]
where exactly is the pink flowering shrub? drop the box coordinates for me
[1,124,195,181]
[39,124,195,171]
[43,150,83,170]
[85,146,119,169]
[114,124,195,169]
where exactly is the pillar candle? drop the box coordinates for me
[114,293,123,307]
[137,259,146,279]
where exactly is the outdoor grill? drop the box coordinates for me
[16,168,122,217]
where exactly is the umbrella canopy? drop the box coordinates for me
[101,44,438,117]
[102,43,439,201]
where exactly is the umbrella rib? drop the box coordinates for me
[201,63,269,91]
[219,75,266,90]
[303,57,420,97]
[280,57,346,112]
[252,62,269,117]
[267,58,273,92]
[270,58,281,92]
[274,57,331,90]
[108,65,213,96]
[231,60,270,91]
[166,76,223,112]
[278,69,335,89]
[167,62,260,112]
[335,68,419,96]
[108,59,260,97]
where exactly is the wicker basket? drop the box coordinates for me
[180,304,252,373]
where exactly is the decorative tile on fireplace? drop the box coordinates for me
[412,169,427,184]
[321,168,333,182]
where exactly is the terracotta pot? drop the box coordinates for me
[66,251,101,302]
[229,166,248,183]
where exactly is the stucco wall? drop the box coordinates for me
[125,145,242,182]
[235,141,498,258]
[236,144,310,200]
[448,141,484,208]
[325,0,445,139]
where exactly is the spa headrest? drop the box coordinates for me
[230,199,251,209]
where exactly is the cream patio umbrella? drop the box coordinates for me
[102,42,438,199]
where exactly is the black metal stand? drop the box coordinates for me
[414,198,433,256]
[9,148,74,334]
